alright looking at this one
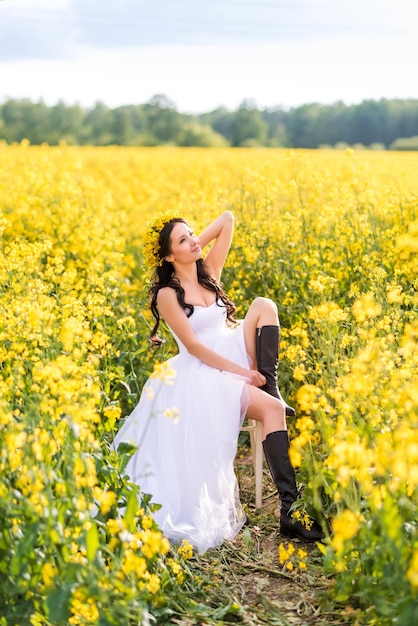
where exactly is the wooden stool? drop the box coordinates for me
[240,419,264,508]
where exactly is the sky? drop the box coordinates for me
[0,0,417,113]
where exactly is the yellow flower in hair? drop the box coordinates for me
[142,210,182,270]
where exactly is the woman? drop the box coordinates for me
[114,210,323,554]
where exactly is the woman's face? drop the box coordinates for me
[165,221,201,266]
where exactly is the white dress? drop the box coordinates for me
[113,300,251,554]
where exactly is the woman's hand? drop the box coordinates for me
[245,369,266,387]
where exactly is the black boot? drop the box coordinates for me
[256,325,296,417]
[263,431,324,542]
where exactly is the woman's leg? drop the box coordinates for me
[243,297,278,367]
[245,383,286,439]
[243,297,295,416]
[244,384,323,542]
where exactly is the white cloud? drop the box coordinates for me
[2,0,70,9]
[2,30,417,113]
[0,0,417,111]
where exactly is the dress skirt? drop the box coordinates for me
[113,301,251,554]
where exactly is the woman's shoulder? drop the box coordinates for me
[157,286,178,305]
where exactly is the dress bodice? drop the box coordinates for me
[170,301,230,354]
[188,301,227,331]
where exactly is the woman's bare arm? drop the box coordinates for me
[198,211,234,282]
[157,287,265,386]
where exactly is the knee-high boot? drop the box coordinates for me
[263,430,323,542]
[256,325,295,417]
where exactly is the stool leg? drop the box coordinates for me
[254,421,263,508]
[242,419,264,508]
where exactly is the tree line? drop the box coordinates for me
[1,94,418,149]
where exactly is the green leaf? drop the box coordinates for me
[123,485,139,526]
[10,524,39,577]
[242,527,253,553]
[46,584,73,622]
[116,441,138,472]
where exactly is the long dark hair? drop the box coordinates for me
[148,218,236,343]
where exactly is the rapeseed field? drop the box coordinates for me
[0,143,417,625]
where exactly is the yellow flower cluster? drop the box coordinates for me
[68,590,100,625]
[407,549,418,590]
[278,542,308,572]
[150,360,177,383]
[330,510,363,555]
[142,210,182,270]
[177,539,194,561]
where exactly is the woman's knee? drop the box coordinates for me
[251,296,277,315]
[247,297,278,327]
[257,391,286,419]
[246,389,286,430]
[263,401,286,431]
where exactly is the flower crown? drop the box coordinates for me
[142,210,182,270]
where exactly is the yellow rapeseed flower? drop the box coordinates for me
[41,562,58,588]
[331,510,363,554]
[352,293,382,323]
[177,539,194,560]
[407,549,418,590]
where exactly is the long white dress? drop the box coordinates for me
[113,300,251,554]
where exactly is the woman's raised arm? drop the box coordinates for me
[198,211,234,282]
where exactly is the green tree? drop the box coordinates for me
[141,94,182,144]
[285,103,324,148]
[83,102,113,145]
[199,107,234,144]
[176,121,229,147]
[48,100,84,145]
[229,100,267,147]
[2,96,418,149]
[262,107,289,146]
[0,99,46,143]
[390,135,418,150]
[110,106,146,145]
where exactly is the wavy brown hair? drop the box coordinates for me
[148,218,236,343]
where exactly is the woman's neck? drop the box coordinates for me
[173,263,198,285]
